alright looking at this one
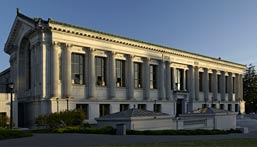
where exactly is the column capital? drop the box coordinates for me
[89,47,95,52]
[127,54,135,59]
[109,51,116,56]
[144,57,150,62]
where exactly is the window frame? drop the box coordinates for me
[150,64,157,89]
[116,60,126,87]
[134,62,142,88]
[71,53,85,85]
[95,57,107,86]
[99,104,110,117]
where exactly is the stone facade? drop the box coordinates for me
[3,11,245,127]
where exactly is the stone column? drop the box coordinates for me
[220,71,226,101]
[212,70,218,101]
[183,69,186,91]
[194,67,199,100]
[51,42,60,98]
[228,72,233,101]
[203,68,209,101]
[165,61,171,100]
[109,51,116,99]
[239,74,243,100]
[235,74,240,101]
[127,55,134,100]
[188,66,195,101]
[88,48,96,98]
[143,57,150,100]
[158,60,165,100]
[172,67,176,91]
[65,44,72,98]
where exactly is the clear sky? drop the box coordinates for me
[1,0,257,72]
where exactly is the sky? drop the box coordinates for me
[0,0,257,72]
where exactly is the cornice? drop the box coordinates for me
[48,21,245,70]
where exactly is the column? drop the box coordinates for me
[165,61,171,100]
[51,42,59,98]
[235,74,240,101]
[183,69,186,91]
[212,70,218,101]
[239,74,243,100]
[188,66,195,101]
[88,48,96,98]
[158,60,165,100]
[220,71,226,101]
[127,55,134,99]
[172,67,176,91]
[143,57,150,100]
[203,68,209,101]
[65,44,71,98]
[194,67,199,100]
[228,72,233,101]
[109,51,116,99]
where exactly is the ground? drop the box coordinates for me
[0,114,256,147]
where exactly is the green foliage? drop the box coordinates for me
[35,110,85,129]
[53,126,115,134]
[127,129,241,135]
[0,115,9,128]
[243,64,257,113]
[0,128,32,140]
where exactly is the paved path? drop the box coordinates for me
[1,132,257,147]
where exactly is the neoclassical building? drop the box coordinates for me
[3,10,245,127]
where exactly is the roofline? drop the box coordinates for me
[0,68,10,77]
[48,19,246,68]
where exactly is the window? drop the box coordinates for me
[209,73,212,92]
[150,65,157,89]
[99,104,110,117]
[235,104,239,112]
[225,76,228,93]
[134,63,142,88]
[116,60,125,87]
[76,104,88,119]
[233,77,235,93]
[202,104,207,108]
[220,104,224,110]
[199,72,203,92]
[175,69,183,91]
[71,53,84,84]
[171,68,174,90]
[154,104,161,113]
[138,104,146,110]
[217,75,221,93]
[120,104,129,111]
[96,57,106,86]
[185,70,188,90]
[228,104,232,111]
[211,104,216,108]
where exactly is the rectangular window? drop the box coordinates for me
[220,104,224,110]
[217,75,221,93]
[76,104,88,119]
[202,104,207,108]
[199,72,203,92]
[134,62,142,88]
[209,73,212,92]
[116,60,126,87]
[232,77,235,93]
[71,53,85,84]
[211,104,216,108]
[150,65,157,89]
[185,70,188,90]
[120,104,129,111]
[154,104,161,113]
[228,104,232,111]
[99,104,110,117]
[171,68,173,90]
[96,57,106,86]
[138,104,146,110]
[235,104,239,112]
[225,76,228,93]
[175,69,183,91]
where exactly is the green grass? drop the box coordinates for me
[0,128,33,140]
[92,139,257,147]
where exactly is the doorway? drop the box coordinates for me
[176,99,183,116]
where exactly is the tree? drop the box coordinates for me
[243,64,257,113]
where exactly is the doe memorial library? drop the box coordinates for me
[0,10,245,127]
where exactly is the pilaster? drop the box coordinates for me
[88,48,96,98]
[143,57,150,100]
[158,60,165,100]
[165,61,171,100]
[212,69,218,101]
[220,71,226,101]
[194,67,199,100]
[109,51,116,99]
[127,55,134,100]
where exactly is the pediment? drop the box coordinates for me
[4,12,35,54]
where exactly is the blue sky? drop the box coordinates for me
[1,0,257,71]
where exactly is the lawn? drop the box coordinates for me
[93,138,257,147]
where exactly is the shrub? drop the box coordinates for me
[0,128,32,140]
[53,126,115,134]
[35,110,85,129]
[127,129,242,135]
[0,115,9,128]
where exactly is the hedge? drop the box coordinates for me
[127,129,242,135]
[53,126,115,134]
[0,128,32,140]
